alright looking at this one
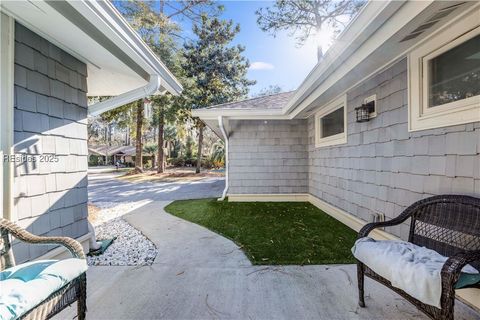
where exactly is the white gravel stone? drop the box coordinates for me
[91,201,151,226]
[88,218,157,266]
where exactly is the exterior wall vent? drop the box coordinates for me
[399,2,466,42]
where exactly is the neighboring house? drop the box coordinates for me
[88,145,139,166]
[0,1,182,263]
[194,1,480,308]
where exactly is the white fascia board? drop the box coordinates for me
[194,0,430,122]
[282,1,399,114]
[286,0,433,119]
[192,108,289,120]
[66,1,182,96]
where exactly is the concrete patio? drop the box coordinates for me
[55,173,479,320]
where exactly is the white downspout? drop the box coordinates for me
[88,221,101,251]
[88,74,162,116]
[217,116,229,201]
[87,74,163,252]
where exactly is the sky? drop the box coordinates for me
[217,1,319,96]
[115,1,337,97]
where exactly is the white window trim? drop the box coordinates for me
[1,13,15,221]
[364,94,377,118]
[314,95,347,148]
[408,9,480,132]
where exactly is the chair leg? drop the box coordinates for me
[77,273,87,320]
[439,289,455,320]
[357,262,365,307]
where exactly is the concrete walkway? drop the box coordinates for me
[55,173,478,320]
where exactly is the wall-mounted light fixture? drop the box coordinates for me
[355,100,375,122]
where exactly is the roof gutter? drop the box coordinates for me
[192,108,289,120]
[88,0,183,95]
[217,116,229,201]
[44,0,183,96]
[88,74,162,116]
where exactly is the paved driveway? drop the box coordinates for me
[55,172,478,320]
[88,170,225,204]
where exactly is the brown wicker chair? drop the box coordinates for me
[357,195,480,320]
[0,218,87,320]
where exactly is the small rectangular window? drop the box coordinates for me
[428,35,480,108]
[320,107,344,138]
[314,95,347,148]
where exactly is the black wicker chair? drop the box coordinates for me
[0,218,87,320]
[357,195,480,320]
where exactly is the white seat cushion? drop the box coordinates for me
[352,237,478,308]
[0,259,87,320]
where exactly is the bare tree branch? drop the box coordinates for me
[256,0,365,60]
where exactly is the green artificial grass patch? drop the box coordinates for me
[164,199,357,265]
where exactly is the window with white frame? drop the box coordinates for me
[314,95,347,148]
[426,35,480,108]
[408,9,480,131]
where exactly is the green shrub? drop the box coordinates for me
[88,155,100,166]
[201,157,214,169]
[185,157,197,167]
[168,157,185,167]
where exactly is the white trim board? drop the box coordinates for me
[0,12,14,221]
[228,194,309,202]
[307,194,398,241]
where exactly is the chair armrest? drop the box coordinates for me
[441,250,480,286]
[358,213,412,239]
[0,218,85,259]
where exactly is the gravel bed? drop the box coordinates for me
[88,218,157,266]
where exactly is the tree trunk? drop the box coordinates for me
[196,123,204,174]
[157,108,165,173]
[317,45,323,62]
[134,100,144,173]
[107,124,112,146]
[313,4,323,62]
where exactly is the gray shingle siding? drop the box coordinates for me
[226,58,479,240]
[12,23,89,263]
[308,58,480,240]
[228,119,308,194]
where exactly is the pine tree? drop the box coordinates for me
[134,100,145,172]
[116,0,222,173]
[182,15,255,173]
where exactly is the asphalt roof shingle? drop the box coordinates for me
[205,91,295,111]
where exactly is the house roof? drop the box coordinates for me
[193,1,479,122]
[0,0,182,97]
[88,145,136,157]
[206,91,295,111]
